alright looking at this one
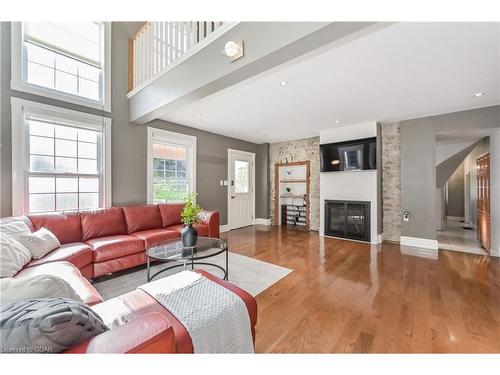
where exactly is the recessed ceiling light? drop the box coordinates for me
[473,92,485,97]
[280,81,288,86]
[335,120,340,124]
[196,112,201,117]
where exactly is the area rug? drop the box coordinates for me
[92,252,292,300]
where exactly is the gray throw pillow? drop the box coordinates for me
[0,298,108,353]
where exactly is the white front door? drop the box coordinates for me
[228,149,255,230]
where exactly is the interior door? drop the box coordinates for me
[228,150,255,230]
[477,153,490,252]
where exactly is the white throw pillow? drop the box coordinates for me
[0,235,32,278]
[0,220,31,239]
[0,274,83,304]
[17,228,61,259]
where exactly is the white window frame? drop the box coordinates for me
[10,22,112,112]
[11,97,112,216]
[147,127,197,204]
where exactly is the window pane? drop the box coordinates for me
[78,142,97,159]
[27,61,54,88]
[78,158,98,174]
[30,135,54,155]
[30,155,54,172]
[79,177,99,192]
[79,64,100,81]
[176,160,187,172]
[29,194,55,212]
[55,125,77,140]
[153,158,165,170]
[165,159,176,170]
[26,43,54,67]
[153,170,164,183]
[56,177,78,193]
[29,176,55,194]
[78,129,97,143]
[54,53,79,75]
[79,77,100,101]
[55,139,77,157]
[29,120,54,137]
[165,170,175,180]
[55,156,77,173]
[55,70,78,95]
[235,160,249,193]
[79,193,99,209]
[56,193,78,211]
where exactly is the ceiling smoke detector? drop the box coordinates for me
[222,41,244,62]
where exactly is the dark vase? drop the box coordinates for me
[181,224,198,248]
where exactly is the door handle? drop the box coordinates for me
[231,195,237,199]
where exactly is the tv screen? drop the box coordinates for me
[320,137,377,172]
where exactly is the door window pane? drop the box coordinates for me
[234,160,249,193]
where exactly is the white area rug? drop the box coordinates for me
[92,252,292,300]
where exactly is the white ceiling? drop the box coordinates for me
[161,22,500,144]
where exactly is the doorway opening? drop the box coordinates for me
[436,136,490,255]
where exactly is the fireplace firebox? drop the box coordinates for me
[324,200,370,242]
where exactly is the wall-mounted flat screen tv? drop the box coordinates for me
[320,137,377,172]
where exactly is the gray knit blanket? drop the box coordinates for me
[139,271,254,353]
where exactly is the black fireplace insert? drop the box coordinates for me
[324,200,370,242]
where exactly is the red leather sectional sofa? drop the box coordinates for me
[21,203,219,280]
[3,203,258,353]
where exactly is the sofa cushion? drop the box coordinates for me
[29,212,82,245]
[25,242,93,270]
[158,203,183,228]
[86,235,145,263]
[81,208,127,241]
[122,205,163,234]
[131,229,179,249]
[168,223,209,237]
[15,261,102,306]
[17,227,61,259]
[1,274,83,304]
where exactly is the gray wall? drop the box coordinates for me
[446,161,464,218]
[0,22,270,223]
[400,105,500,241]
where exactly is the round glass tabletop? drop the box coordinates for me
[146,236,228,262]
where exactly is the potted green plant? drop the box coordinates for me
[180,192,203,247]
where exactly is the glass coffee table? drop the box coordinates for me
[145,237,228,282]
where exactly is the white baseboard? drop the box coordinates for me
[377,233,383,244]
[400,246,438,260]
[254,218,271,225]
[446,216,464,221]
[400,236,439,250]
[219,224,231,233]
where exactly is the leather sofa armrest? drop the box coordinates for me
[65,313,175,354]
[198,210,220,238]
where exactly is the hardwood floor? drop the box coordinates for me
[222,225,500,353]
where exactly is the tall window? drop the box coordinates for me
[11,98,111,215]
[147,128,196,204]
[11,22,111,111]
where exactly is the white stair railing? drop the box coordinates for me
[131,21,224,90]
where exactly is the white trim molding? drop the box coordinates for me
[146,127,197,204]
[219,224,231,233]
[11,97,112,216]
[400,236,439,250]
[446,216,464,221]
[254,218,271,225]
[10,22,112,112]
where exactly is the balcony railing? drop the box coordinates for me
[129,21,224,91]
